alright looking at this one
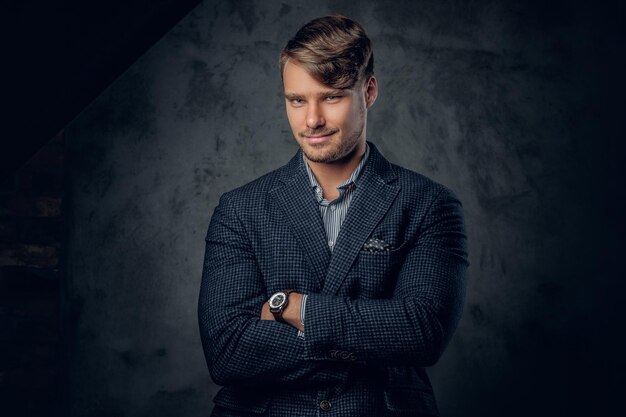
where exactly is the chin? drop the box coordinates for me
[302,149,333,163]
[303,145,348,164]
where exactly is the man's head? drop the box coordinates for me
[280,15,378,164]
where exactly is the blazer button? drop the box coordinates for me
[319,400,332,411]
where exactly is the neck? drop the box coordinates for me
[305,140,366,200]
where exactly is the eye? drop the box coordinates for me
[289,98,304,106]
[325,95,341,102]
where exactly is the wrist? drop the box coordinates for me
[283,292,304,331]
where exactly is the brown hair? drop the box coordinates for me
[279,15,374,89]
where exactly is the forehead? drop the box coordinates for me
[283,60,352,95]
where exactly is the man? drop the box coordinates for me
[198,15,468,417]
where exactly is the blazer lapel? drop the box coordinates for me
[269,151,330,290]
[322,143,400,295]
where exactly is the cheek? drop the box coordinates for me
[341,97,364,125]
[338,107,360,131]
[325,105,349,128]
[285,108,301,131]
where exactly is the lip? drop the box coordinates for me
[304,133,334,144]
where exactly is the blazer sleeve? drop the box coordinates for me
[302,187,468,366]
[198,192,357,386]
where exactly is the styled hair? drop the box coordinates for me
[279,15,374,89]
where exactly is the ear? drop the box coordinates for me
[364,75,378,108]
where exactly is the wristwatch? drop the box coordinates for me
[268,290,294,322]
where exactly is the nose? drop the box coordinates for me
[306,103,325,129]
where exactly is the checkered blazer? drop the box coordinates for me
[198,142,468,417]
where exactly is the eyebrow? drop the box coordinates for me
[284,90,346,100]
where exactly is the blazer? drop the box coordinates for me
[198,142,468,417]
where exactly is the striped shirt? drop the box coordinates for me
[297,144,370,338]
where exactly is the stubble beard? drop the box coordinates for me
[300,108,366,164]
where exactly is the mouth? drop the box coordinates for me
[301,130,337,144]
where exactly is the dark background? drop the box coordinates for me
[1,0,624,416]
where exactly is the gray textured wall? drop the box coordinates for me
[64,1,623,416]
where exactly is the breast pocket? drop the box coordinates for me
[352,244,407,299]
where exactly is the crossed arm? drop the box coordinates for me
[198,187,468,386]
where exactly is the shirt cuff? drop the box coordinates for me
[297,294,308,339]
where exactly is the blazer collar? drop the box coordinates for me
[269,142,400,293]
[321,143,400,294]
[268,149,330,290]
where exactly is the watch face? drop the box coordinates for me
[269,293,286,308]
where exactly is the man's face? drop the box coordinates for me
[283,60,373,164]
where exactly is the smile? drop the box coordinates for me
[304,134,332,144]
[302,130,337,144]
